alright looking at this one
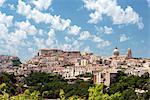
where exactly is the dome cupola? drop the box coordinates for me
[113,47,119,56]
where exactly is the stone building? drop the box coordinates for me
[93,68,118,86]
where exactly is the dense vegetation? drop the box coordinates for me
[25,72,93,99]
[0,72,17,95]
[12,58,22,67]
[108,71,150,100]
[0,71,149,100]
[0,83,40,100]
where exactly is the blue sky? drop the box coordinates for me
[0,0,149,61]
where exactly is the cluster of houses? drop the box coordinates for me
[0,55,20,67]
[0,48,150,86]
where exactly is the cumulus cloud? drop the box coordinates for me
[65,36,71,42]
[18,0,32,17]
[97,40,111,48]
[0,11,14,41]
[0,12,13,27]
[83,46,91,52]
[0,24,8,39]
[92,35,103,42]
[68,25,81,35]
[103,26,113,34]
[16,20,37,35]
[60,44,72,51]
[83,0,144,29]
[33,37,46,49]
[18,0,50,23]
[72,40,83,51]
[9,30,27,45]
[0,11,38,56]
[0,0,115,59]
[45,28,56,47]
[79,31,91,40]
[120,34,129,42]
[0,0,5,7]
[50,15,71,31]
[95,26,113,34]
[33,9,52,23]
[91,35,111,48]
[32,0,52,11]
[57,39,83,51]
[18,0,71,31]
[16,0,88,56]
[0,11,23,56]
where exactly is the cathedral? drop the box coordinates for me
[112,47,132,59]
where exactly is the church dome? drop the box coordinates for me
[113,47,119,56]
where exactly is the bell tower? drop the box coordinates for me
[127,48,132,59]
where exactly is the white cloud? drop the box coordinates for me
[83,46,91,52]
[0,0,5,7]
[83,0,144,29]
[0,24,8,39]
[0,12,13,27]
[0,11,14,42]
[95,26,113,34]
[50,15,71,31]
[0,11,27,56]
[29,8,52,23]
[92,35,103,42]
[32,0,52,11]
[97,40,111,48]
[57,39,83,51]
[38,29,45,36]
[60,44,72,51]
[34,37,46,49]
[72,40,83,51]
[65,36,71,42]
[9,30,27,45]
[27,47,37,57]
[68,25,81,35]
[17,0,71,31]
[79,31,91,40]
[18,0,32,17]
[120,34,129,42]
[103,26,113,34]
[18,0,50,23]
[91,34,111,48]
[16,20,37,35]
[14,0,108,58]
[4,45,19,56]
[45,28,58,49]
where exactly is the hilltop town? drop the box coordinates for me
[0,47,150,86]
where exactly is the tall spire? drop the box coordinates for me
[127,48,132,59]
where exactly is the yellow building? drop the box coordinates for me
[80,59,88,66]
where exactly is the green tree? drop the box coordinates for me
[0,83,9,100]
[11,89,40,100]
[25,72,68,98]
[0,72,17,95]
[59,89,65,100]
[88,84,123,100]
[12,58,21,67]
[122,88,137,100]
[108,71,150,100]
[110,92,123,100]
